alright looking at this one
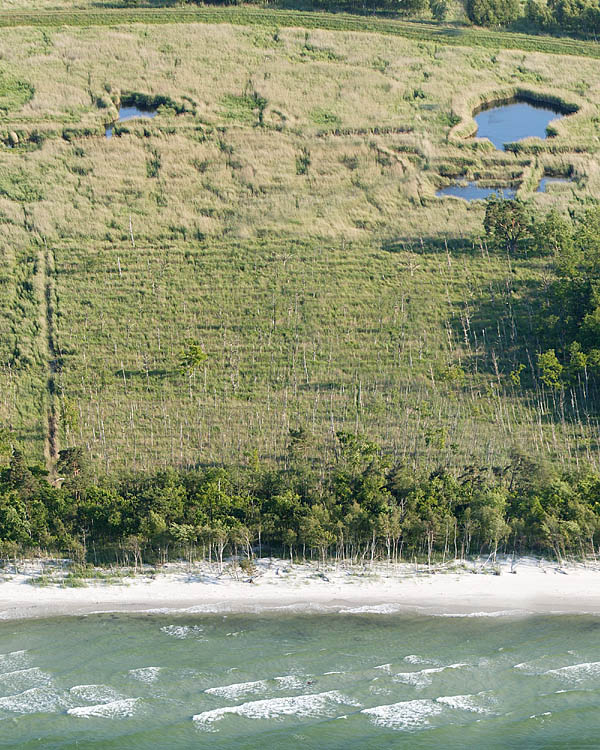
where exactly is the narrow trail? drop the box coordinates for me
[40,241,60,472]
[0,7,598,61]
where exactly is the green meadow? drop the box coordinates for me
[1,15,600,476]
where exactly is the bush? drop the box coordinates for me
[466,0,521,26]
[239,558,257,576]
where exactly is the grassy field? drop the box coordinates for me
[2,4,600,60]
[1,18,600,476]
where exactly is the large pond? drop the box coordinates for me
[436,182,517,201]
[106,105,157,138]
[474,100,565,151]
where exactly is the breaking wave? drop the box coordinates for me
[545,662,600,683]
[128,667,161,684]
[362,698,443,730]
[68,698,139,718]
[193,690,359,731]
[160,625,205,640]
[392,663,469,688]
[0,686,68,714]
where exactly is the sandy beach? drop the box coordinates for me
[1,556,600,620]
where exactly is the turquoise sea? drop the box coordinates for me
[1,611,599,748]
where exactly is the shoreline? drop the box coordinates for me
[1,556,600,621]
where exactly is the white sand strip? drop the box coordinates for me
[1,557,600,620]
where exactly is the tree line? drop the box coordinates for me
[1,433,599,567]
[117,0,600,36]
[465,0,600,35]
[525,0,600,37]
[122,0,449,20]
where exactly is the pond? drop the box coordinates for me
[474,100,565,151]
[537,177,573,192]
[106,105,157,138]
[436,182,517,201]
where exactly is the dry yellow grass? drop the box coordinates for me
[1,20,599,473]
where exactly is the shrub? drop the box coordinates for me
[466,0,521,26]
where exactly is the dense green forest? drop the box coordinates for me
[465,0,600,34]
[525,0,600,36]
[1,430,599,566]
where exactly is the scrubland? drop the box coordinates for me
[1,20,600,474]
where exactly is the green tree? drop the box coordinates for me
[398,0,429,14]
[7,450,37,496]
[430,0,449,18]
[484,196,531,255]
[537,349,563,388]
[178,340,207,376]
[530,208,573,257]
[466,0,521,25]
[0,490,31,543]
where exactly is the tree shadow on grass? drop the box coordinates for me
[116,368,172,380]
[451,275,543,374]
[382,235,484,258]
[448,271,600,421]
[91,0,182,7]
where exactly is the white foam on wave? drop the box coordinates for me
[206,680,269,699]
[362,698,443,730]
[274,675,305,690]
[404,655,437,666]
[160,625,205,640]
[193,690,359,731]
[339,604,402,615]
[128,667,161,684]
[0,651,30,672]
[545,662,600,683]
[0,686,68,714]
[435,610,531,618]
[206,675,306,699]
[0,667,53,694]
[436,692,496,714]
[374,663,391,672]
[393,663,469,688]
[513,661,537,673]
[69,684,123,703]
[68,698,139,719]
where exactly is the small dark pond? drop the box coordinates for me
[474,100,565,151]
[437,182,517,201]
[105,105,157,138]
[537,177,572,192]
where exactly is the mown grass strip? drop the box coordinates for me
[1,7,599,59]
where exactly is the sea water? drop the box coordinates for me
[1,612,599,748]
